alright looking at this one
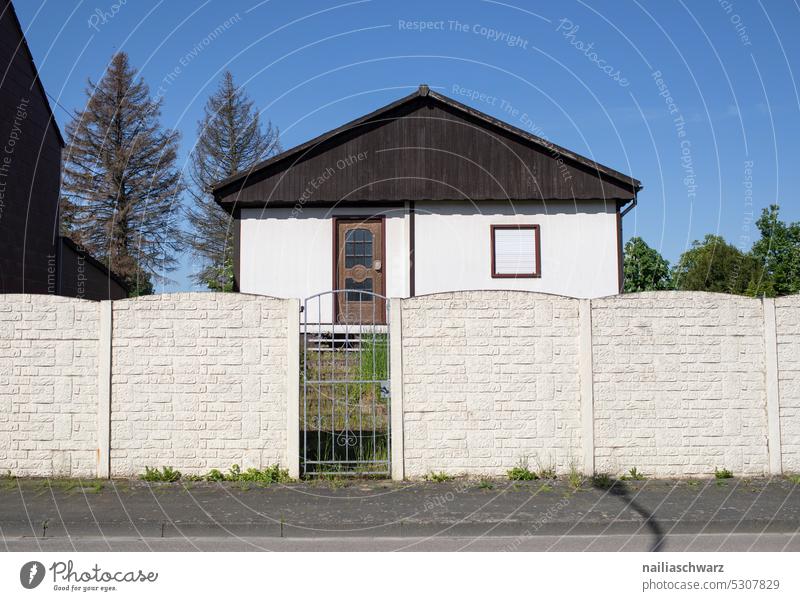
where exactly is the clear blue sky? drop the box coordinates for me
[15,0,800,292]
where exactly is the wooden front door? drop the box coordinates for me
[335,219,385,324]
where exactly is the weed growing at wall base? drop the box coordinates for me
[141,466,181,482]
[140,464,291,484]
[425,471,454,483]
[568,464,585,490]
[508,459,538,481]
[620,467,647,481]
[715,468,734,479]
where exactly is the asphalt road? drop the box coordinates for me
[1,477,798,551]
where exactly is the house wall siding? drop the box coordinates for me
[240,200,619,307]
[413,200,618,299]
[239,206,409,322]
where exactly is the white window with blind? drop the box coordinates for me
[490,225,541,278]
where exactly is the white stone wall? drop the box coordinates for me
[592,292,768,477]
[1,291,799,480]
[401,291,583,477]
[0,295,99,476]
[776,296,800,473]
[110,293,289,476]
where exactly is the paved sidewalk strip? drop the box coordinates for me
[1,477,798,551]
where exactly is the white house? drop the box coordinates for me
[212,85,642,324]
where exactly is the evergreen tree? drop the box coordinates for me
[60,52,184,295]
[622,236,672,292]
[186,71,280,291]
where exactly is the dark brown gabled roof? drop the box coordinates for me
[2,0,65,147]
[213,85,642,209]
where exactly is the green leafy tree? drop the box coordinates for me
[672,234,756,294]
[186,71,280,291]
[622,236,672,292]
[60,52,184,295]
[747,204,800,297]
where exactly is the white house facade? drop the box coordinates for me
[214,86,641,324]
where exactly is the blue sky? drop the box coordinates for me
[15,0,800,292]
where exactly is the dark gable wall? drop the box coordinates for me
[0,0,62,294]
[58,238,128,301]
[216,96,636,207]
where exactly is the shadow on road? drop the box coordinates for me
[595,481,665,552]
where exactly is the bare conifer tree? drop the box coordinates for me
[60,52,184,296]
[187,71,281,291]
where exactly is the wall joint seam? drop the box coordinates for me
[763,297,782,475]
[96,300,112,479]
[579,298,595,476]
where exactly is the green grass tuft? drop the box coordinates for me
[620,467,647,481]
[714,468,734,480]
[425,471,454,483]
[568,463,585,490]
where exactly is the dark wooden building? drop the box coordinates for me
[0,0,127,300]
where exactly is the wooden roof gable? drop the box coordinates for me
[213,85,641,210]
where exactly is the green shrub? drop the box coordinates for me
[715,468,734,480]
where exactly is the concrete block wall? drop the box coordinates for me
[591,292,768,477]
[110,293,289,476]
[776,296,800,472]
[400,291,583,477]
[1,290,799,480]
[0,295,99,476]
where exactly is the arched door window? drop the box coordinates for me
[344,228,373,268]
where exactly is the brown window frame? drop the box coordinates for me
[490,224,541,279]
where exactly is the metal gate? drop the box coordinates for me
[301,290,390,476]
